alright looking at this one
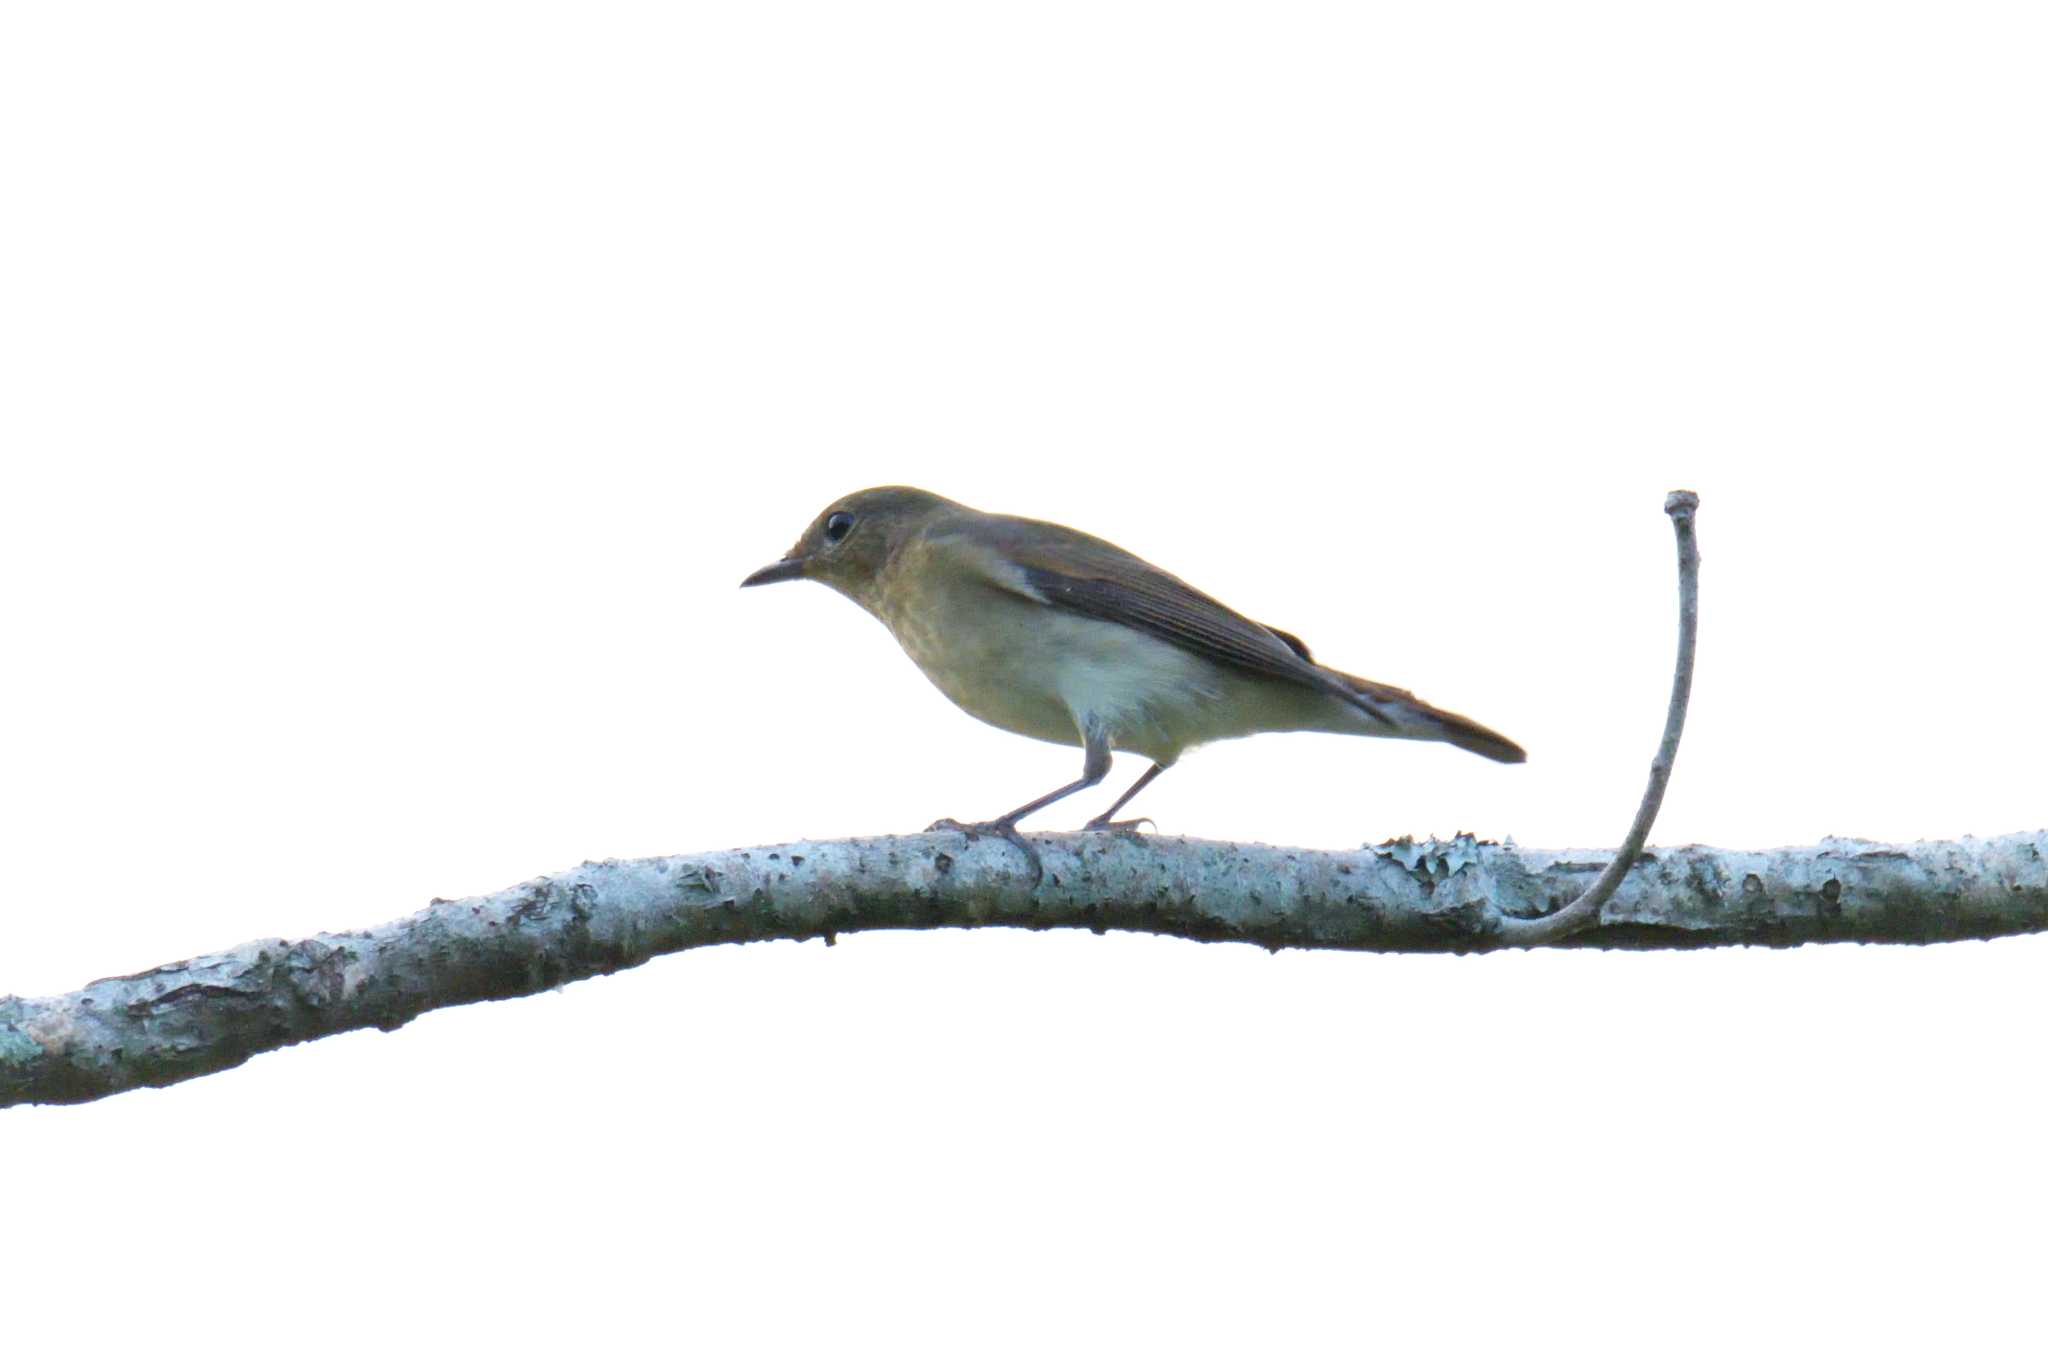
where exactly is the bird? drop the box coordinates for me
[741,486,1523,878]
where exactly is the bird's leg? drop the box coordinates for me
[1083,761,1169,835]
[926,724,1113,884]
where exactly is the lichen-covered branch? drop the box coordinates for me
[5,829,2045,1107]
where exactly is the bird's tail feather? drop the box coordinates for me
[1412,702,1527,763]
[1328,669,1527,764]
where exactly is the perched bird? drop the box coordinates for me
[742,486,1523,876]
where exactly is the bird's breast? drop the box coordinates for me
[871,550,1263,762]
[877,566,1084,747]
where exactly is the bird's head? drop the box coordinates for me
[741,485,957,601]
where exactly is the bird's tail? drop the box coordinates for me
[1328,669,1527,764]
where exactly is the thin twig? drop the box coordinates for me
[1493,489,1702,946]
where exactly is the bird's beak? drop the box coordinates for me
[740,557,809,588]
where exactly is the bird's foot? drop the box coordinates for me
[926,817,1044,885]
[1083,815,1155,841]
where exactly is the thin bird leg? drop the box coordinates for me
[927,723,1113,884]
[1083,761,1169,833]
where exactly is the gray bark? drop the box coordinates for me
[5,829,2045,1108]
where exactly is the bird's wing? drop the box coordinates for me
[935,511,1391,719]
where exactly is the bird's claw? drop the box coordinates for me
[925,817,1044,885]
[1084,816,1155,841]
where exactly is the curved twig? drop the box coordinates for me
[1493,489,1701,946]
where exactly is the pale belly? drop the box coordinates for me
[885,577,1115,747]
[872,559,1341,763]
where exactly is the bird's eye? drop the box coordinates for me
[823,511,855,544]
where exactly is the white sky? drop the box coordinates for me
[4,3,2045,1360]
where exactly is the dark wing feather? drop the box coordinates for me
[964,512,1392,723]
[1263,625,1315,662]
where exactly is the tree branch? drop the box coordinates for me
[1496,489,1700,945]
[5,828,2047,1107]
[8,491,2034,1110]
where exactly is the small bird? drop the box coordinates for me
[742,486,1523,876]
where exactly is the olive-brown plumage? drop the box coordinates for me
[743,486,1522,874]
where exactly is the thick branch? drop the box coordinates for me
[6,829,2046,1107]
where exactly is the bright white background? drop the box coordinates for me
[4,3,2044,1360]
